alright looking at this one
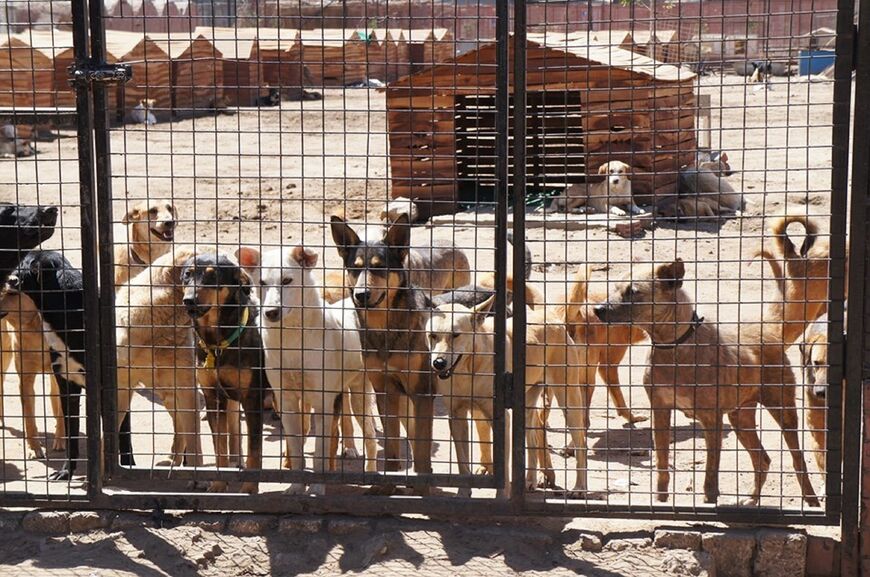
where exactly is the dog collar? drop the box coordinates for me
[196,306,250,369]
[652,311,704,350]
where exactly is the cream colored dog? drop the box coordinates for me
[548,161,641,216]
[114,199,178,286]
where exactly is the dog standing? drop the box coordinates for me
[0,203,58,458]
[547,161,642,216]
[426,277,591,498]
[114,199,177,286]
[594,259,819,506]
[116,247,202,469]
[238,245,378,495]
[330,214,435,492]
[9,251,134,480]
[181,253,267,494]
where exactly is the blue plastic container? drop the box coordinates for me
[798,49,836,76]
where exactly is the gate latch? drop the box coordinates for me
[68,61,132,88]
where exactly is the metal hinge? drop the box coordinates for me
[67,61,132,88]
[503,371,514,409]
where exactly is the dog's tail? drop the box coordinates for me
[507,232,533,280]
[754,248,786,297]
[562,266,589,327]
[770,215,820,260]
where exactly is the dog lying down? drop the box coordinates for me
[546,161,644,216]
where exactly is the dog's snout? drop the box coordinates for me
[40,206,58,217]
[593,306,608,321]
[164,219,176,229]
[812,386,827,400]
[432,357,448,371]
[7,275,19,290]
[353,290,372,306]
[264,308,281,322]
[182,297,197,310]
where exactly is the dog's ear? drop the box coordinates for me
[169,203,179,221]
[235,246,261,269]
[655,258,685,289]
[597,163,609,175]
[472,293,497,325]
[291,245,318,269]
[122,207,142,224]
[330,215,360,260]
[720,152,728,163]
[798,340,809,366]
[384,213,410,256]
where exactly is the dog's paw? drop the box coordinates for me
[156,458,174,467]
[27,445,45,461]
[48,469,72,481]
[656,492,669,503]
[565,489,586,500]
[473,465,491,476]
[240,482,259,495]
[341,447,360,459]
[207,481,228,493]
[365,484,397,496]
[284,483,307,495]
[51,436,66,452]
[805,496,822,508]
[738,496,760,507]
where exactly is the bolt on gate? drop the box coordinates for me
[0,0,861,539]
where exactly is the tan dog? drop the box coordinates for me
[115,199,178,286]
[561,268,648,425]
[115,246,202,469]
[426,288,589,497]
[0,291,64,459]
[547,161,642,216]
[800,313,836,472]
[594,259,819,506]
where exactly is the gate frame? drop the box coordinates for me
[0,0,853,535]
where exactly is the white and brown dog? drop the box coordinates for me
[548,161,641,216]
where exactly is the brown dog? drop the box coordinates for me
[547,161,642,216]
[800,313,837,472]
[594,259,819,506]
[0,290,64,459]
[330,214,435,493]
[181,253,267,495]
[114,199,178,287]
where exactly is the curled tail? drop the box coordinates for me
[770,215,820,259]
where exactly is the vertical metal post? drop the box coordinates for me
[88,0,121,478]
[492,0,510,495]
[70,0,103,498]
[510,0,527,507]
[842,1,868,574]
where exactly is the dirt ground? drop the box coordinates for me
[0,514,726,577]
[0,74,845,521]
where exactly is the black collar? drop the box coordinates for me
[652,311,704,350]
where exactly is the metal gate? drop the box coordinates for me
[0,0,861,544]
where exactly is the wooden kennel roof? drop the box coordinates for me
[389,35,695,92]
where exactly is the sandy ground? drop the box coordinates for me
[0,75,845,521]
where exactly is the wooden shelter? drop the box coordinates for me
[406,28,454,73]
[10,29,77,106]
[255,28,312,98]
[194,26,268,106]
[0,36,57,108]
[304,29,367,86]
[106,31,172,120]
[385,35,697,214]
[367,29,406,83]
[150,34,225,116]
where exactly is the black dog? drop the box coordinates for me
[181,253,268,494]
[0,203,57,279]
[10,251,133,480]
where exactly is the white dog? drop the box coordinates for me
[547,160,642,216]
[237,245,378,496]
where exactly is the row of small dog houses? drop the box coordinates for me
[0,27,455,118]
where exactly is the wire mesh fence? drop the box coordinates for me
[0,0,857,524]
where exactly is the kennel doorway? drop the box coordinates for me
[455,90,585,204]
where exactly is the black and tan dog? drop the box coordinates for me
[330,213,434,492]
[181,253,267,494]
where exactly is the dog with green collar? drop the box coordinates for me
[182,253,269,495]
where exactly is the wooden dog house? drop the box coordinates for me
[151,34,225,116]
[0,36,57,108]
[385,35,697,214]
[194,26,267,107]
[106,31,173,121]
